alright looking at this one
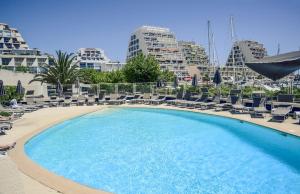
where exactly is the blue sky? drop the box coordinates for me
[1,0,299,64]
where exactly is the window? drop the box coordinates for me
[87,63,94,68]
[80,63,86,68]
[4,37,10,43]
[5,43,12,48]
[2,58,12,65]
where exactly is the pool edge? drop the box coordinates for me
[9,106,111,194]
[8,104,300,194]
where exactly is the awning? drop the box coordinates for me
[245,51,300,81]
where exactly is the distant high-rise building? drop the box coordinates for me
[75,48,123,72]
[0,23,49,73]
[223,40,268,79]
[127,26,189,79]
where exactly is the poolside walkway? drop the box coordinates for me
[0,104,299,194]
[0,106,101,194]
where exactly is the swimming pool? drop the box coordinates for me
[25,108,300,193]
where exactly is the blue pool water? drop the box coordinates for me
[25,108,300,193]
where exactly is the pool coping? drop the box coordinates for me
[128,105,300,139]
[9,107,111,194]
[8,104,300,194]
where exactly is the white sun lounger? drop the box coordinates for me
[271,106,293,122]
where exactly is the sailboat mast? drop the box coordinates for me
[230,16,236,82]
[212,32,216,72]
[277,43,280,55]
[208,20,211,66]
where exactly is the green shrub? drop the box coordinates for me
[0,86,24,104]
[0,111,12,117]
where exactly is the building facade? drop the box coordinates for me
[75,48,124,72]
[223,40,268,80]
[127,26,189,79]
[178,41,208,66]
[0,23,49,73]
[178,40,211,80]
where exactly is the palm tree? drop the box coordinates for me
[30,51,80,88]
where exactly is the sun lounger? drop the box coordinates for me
[49,96,60,107]
[215,90,241,112]
[70,96,78,106]
[77,95,86,106]
[215,96,239,111]
[87,95,96,106]
[127,94,142,104]
[190,93,209,109]
[0,129,6,135]
[97,91,106,105]
[62,96,72,106]
[171,92,193,107]
[107,94,125,105]
[271,106,293,122]
[250,95,268,118]
[140,93,151,104]
[130,93,151,104]
[0,121,12,130]
[149,95,166,105]
[200,95,221,110]
[0,142,16,151]
[231,103,252,114]
[0,104,24,117]
[295,111,300,124]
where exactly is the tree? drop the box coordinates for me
[30,51,80,86]
[123,53,161,83]
[159,70,175,82]
[106,70,125,83]
[79,69,125,84]
[202,74,210,86]
[79,69,103,84]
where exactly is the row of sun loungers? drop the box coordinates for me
[1,90,297,126]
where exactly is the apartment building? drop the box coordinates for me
[127,26,189,79]
[178,41,208,66]
[75,48,124,72]
[223,40,268,80]
[0,23,49,73]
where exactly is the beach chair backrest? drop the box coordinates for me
[26,97,35,105]
[277,94,294,102]
[176,90,184,99]
[230,95,239,105]
[201,88,209,93]
[213,95,221,103]
[110,93,118,100]
[199,93,209,102]
[143,93,151,99]
[230,89,241,96]
[252,97,265,108]
[99,91,106,100]
[183,91,191,100]
[118,95,126,100]
[133,94,140,99]
[252,91,265,98]
[88,96,95,102]
[78,95,86,101]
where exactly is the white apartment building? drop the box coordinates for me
[127,26,189,79]
[75,48,124,72]
[0,23,49,73]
